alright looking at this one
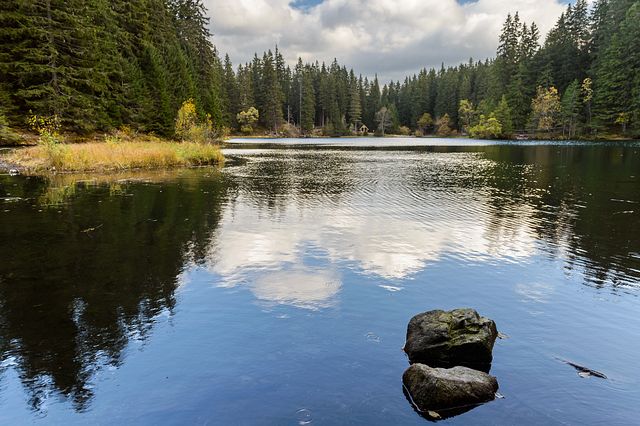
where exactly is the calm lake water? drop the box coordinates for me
[1,138,639,425]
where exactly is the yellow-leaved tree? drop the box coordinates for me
[175,99,216,143]
[530,86,561,133]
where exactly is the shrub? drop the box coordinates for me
[175,99,217,143]
[237,107,259,134]
[281,122,300,137]
[28,114,68,168]
[436,114,453,136]
[469,115,503,139]
[417,112,433,134]
[397,125,411,136]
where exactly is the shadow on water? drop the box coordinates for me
[0,169,229,411]
[402,385,489,422]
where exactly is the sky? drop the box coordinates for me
[204,0,573,82]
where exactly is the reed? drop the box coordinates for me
[7,140,224,173]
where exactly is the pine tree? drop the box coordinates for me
[591,6,631,131]
[300,67,315,134]
[237,64,254,112]
[0,0,102,130]
[493,95,513,137]
[221,54,239,127]
[348,80,362,131]
[364,76,381,130]
[561,79,580,138]
[261,51,284,132]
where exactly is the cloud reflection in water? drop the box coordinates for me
[205,150,541,308]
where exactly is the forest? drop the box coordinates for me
[0,0,639,143]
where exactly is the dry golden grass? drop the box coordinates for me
[6,139,224,173]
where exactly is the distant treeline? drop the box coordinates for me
[1,0,639,141]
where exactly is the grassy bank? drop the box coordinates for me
[5,139,224,173]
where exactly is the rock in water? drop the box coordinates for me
[403,364,498,415]
[404,308,497,369]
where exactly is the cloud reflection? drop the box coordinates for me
[207,153,539,309]
[252,268,341,309]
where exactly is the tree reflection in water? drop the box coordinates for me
[0,170,228,410]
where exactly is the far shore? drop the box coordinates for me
[3,132,637,176]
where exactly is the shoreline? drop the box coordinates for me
[226,134,637,142]
[1,140,224,175]
[3,135,638,176]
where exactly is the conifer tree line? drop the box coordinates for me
[0,0,223,135]
[1,0,639,140]
[225,0,639,138]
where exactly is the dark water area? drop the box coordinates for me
[0,140,639,425]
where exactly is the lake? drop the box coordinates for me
[1,138,639,425]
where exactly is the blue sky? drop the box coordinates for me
[289,0,323,10]
[206,0,577,81]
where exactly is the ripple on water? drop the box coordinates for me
[295,408,313,425]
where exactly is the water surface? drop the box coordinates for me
[1,139,639,425]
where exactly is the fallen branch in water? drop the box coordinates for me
[558,358,607,379]
[81,224,103,233]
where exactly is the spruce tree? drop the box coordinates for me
[300,67,316,134]
[493,96,513,137]
[348,79,362,131]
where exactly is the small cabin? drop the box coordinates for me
[359,124,369,135]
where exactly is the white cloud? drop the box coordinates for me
[205,0,567,81]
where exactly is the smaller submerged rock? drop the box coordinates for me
[403,364,498,416]
[404,308,497,370]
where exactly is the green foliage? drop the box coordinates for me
[591,1,640,135]
[0,113,20,145]
[492,96,513,137]
[417,113,433,134]
[561,80,580,138]
[300,66,316,134]
[469,115,503,139]
[0,0,224,135]
[348,75,362,130]
[236,107,259,134]
[1,0,638,140]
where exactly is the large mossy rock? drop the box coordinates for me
[404,308,497,369]
[403,363,498,416]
